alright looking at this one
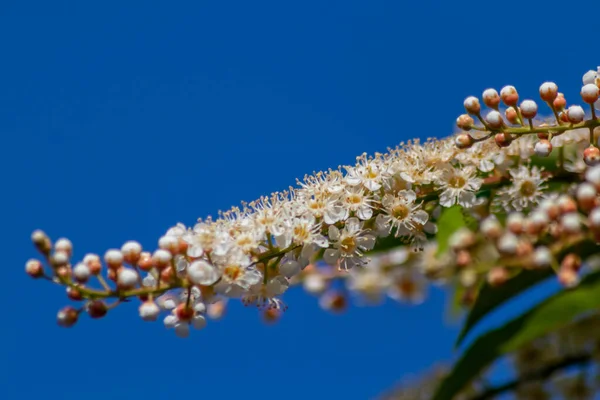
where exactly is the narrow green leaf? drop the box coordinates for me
[455,269,553,348]
[436,205,467,257]
[432,271,600,400]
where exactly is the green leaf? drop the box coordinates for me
[435,205,467,257]
[432,271,600,400]
[454,269,553,348]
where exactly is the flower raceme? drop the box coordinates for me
[27,67,600,337]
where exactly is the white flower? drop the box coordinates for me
[340,186,374,220]
[437,165,482,208]
[323,217,376,270]
[375,190,429,238]
[214,254,262,296]
[344,153,386,191]
[495,165,547,211]
[242,276,289,310]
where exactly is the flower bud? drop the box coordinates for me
[152,249,172,269]
[505,107,519,124]
[158,235,179,254]
[138,252,153,271]
[566,105,585,124]
[25,259,44,278]
[560,213,581,234]
[117,268,139,289]
[520,100,538,119]
[553,93,567,110]
[456,250,472,267]
[104,249,123,269]
[581,83,600,104]
[525,211,549,235]
[589,207,600,229]
[481,216,502,239]
[454,133,474,149]
[507,212,524,234]
[586,165,600,188]
[456,114,474,131]
[303,273,327,295]
[66,286,83,301]
[494,132,513,147]
[87,300,108,319]
[464,96,481,114]
[121,241,142,265]
[139,300,160,321]
[54,238,73,257]
[539,82,558,102]
[534,140,552,157]
[576,182,597,211]
[487,267,508,287]
[485,110,504,129]
[533,246,553,268]
[262,308,281,324]
[561,253,582,272]
[557,195,578,215]
[72,262,91,283]
[57,306,79,327]
[558,267,580,288]
[319,291,347,313]
[51,251,70,267]
[207,301,226,320]
[584,146,600,166]
[175,304,195,322]
[500,85,519,106]
[31,230,52,255]
[482,88,500,108]
[83,254,102,275]
[497,233,519,255]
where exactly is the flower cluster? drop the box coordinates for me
[25,67,600,337]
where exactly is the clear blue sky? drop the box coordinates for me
[1,1,596,399]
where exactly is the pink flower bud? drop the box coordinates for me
[485,110,504,129]
[139,300,160,321]
[456,114,474,130]
[54,238,73,256]
[584,146,600,166]
[87,300,108,319]
[520,100,538,119]
[57,306,79,327]
[463,96,481,114]
[104,249,123,269]
[482,88,500,108]
[534,140,552,157]
[539,82,558,102]
[25,259,44,278]
[566,105,585,123]
[581,83,600,104]
[121,241,142,265]
[500,85,519,106]
[454,133,474,149]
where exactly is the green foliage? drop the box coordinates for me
[432,270,600,400]
[436,205,467,257]
[455,269,553,348]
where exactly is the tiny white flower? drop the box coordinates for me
[324,217,376,270]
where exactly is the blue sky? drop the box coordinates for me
[1,1,597,399]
